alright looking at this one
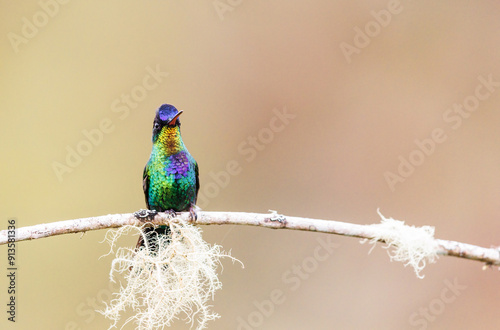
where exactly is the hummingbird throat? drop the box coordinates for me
[156,126,184,155]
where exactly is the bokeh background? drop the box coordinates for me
[1,1,500,329]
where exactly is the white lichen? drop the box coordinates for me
[362,209,438,279]
[99,220,242,329]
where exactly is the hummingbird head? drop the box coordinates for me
[152,104,183,142]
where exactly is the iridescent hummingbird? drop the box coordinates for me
[135,104,199,251]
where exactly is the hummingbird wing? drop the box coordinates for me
[194,160,200,203]
[142,162,151,209]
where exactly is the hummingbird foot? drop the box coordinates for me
[189,204,200,221]
[134,209,158,221]
[164,209,177,218]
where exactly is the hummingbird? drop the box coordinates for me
[135,104,199,251]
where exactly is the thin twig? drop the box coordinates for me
[0,211,499,267]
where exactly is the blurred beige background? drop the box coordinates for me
[1,0,500,329]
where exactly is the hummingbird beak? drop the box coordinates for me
[168,110,183,125]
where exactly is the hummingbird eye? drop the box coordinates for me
[154,122,160,130]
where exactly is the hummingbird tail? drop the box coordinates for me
[135,225,171,253]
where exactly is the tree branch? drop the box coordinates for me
[1,211,499,268]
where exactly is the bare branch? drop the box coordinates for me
[1,211,499,268]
